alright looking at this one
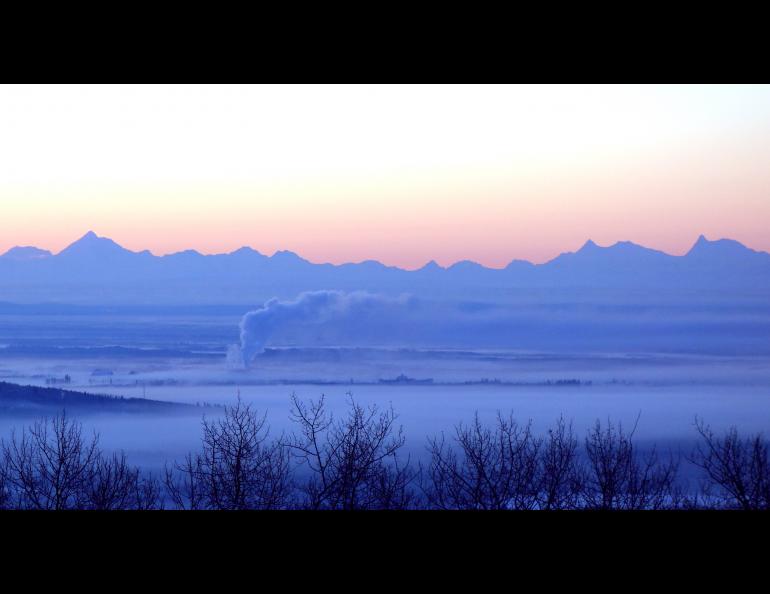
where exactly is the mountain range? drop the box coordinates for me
[1,231,769,305]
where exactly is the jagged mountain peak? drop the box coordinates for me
[58,231,134,257]
[418,260,444,272]
[684,235,768,265]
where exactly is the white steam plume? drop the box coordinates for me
[236,290,416,365]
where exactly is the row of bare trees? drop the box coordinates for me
[0,415,159,509]
[1,395,768,510]
[425,413,682,509]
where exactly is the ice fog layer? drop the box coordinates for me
[1,304,769,475]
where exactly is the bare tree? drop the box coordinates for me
[425,412,542,510]
[1,413,159,510]
[87,451,161,510]
[1,413,100,510]
[165,398,292,510]
[288,393,417,509]
[164,452,207,510]
[689,418,770,510]
[582,416,680,510]
[0,459,9,510]
[16,407,770,511]
[538,416,582,510]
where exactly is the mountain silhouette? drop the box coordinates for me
[59,231,133,257]
[1,232,768,304]
[1,246,52,260]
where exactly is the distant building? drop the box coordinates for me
[379,373,433,385]
[45,374,72,385]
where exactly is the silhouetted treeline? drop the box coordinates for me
[1,396,768,510]
[0,415,159,510]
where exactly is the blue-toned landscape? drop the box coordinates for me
[2,84,769,510]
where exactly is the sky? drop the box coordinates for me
[1,84,769,269]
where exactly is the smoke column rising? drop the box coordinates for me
[229,289,770,367]
[236,291,417,365]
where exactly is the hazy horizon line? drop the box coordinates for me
[2,230,766,272]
